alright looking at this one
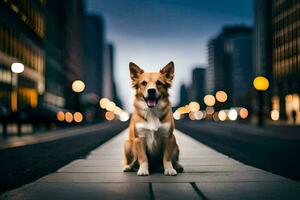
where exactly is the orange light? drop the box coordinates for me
[204,95,216,106]
[218,110,227,121]
[65,112,73,123]
[105,111,115,121]
[73,112,83,123]
[56,111,64,122]
[99,98,110,109]
[215,91,228,103]
[239,108,249,119]
[106,101,116,112]
[189,101,200,112]
[206,106,214,115]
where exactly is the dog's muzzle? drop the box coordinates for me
[144,89,160,107]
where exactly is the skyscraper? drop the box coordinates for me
[189,67,206,107]
[206,25,253,109]
[271,0,300,123]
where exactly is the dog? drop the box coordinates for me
[123,61,183,176]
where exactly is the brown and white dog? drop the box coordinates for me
[123,61,183,176]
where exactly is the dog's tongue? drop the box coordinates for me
[147,99,157,107]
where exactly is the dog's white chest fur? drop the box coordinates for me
[135,104,170,154]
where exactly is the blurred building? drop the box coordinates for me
[0,0,45,113]
[206,26,253,109]
[271,0,300,123]
[253,0,273,121]
[176,84,189,108]
[83,15,105,99]
[189,67,206,107]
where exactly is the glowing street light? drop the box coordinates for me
[189,101,200,112]
[72,80,85,93]
[228,109,238,121]
[253,76,269,126]
[204,95,216,106]
[253,76,269,91]
[73,112,83,123]
[215,91,228,103]
[11,63,24,73]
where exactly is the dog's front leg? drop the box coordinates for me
[133,137,149,176]
[163,137,177,176]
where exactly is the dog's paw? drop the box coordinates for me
[123,165,132,172]
[137,168,149,176]
[164,168,177,176]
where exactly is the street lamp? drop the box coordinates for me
[11,63,24,136]
[253,76,269,126]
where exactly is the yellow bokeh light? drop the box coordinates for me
[65,112,73,123]
[285,94,293,102]
[215,91,228,103]
[106,101,116,112]
[72,80,85,93]
[270,110,279,121]
[114,107,122,115]
[239,108,249,119]
[74,112,83,123]
[218,110,227,121]
[105,111,115,121]
[56,111,64,122]
[189,101,200,112]
[99,98,110,109]
[253,76,269,91]
[204,95,216,106]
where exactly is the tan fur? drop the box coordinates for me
[123,62,183,176]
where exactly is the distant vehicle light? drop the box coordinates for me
[239,108,249,119]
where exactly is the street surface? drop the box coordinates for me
[176,121,300,181]
[0,121,128,193]
[1,128,300,199]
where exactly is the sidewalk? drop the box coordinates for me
[1,129,300,200]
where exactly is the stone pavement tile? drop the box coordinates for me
[152,183,201,200]
[38,171,286,183]
[1,183,150,200]
[58,166,123,173]
[196,181,300,200]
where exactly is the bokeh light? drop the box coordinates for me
[218,110,227,121]
[228,109,238,121]
[215,91,228,102]
[204,95,216,106]
[189,112,196,120]
[65,112,73,123]
[106,101,116,112]
[105,111,115,121]
[270,110,279,121]
[73,112,83,123]
[239,108,249,119]
[173,111,181,120]
[194,111,204,120]
[119,111,130,122]
[189,101,200,112]
[72,80,85,93]
[253,76,269,91]
[99,98,110,109]
[56,111,64,122]
[11,63,24,73]
[206,106,214,115]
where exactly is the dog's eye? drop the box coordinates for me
[141,81,147,86]
[156,80,163,86]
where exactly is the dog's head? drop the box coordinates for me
[129,61,174,108]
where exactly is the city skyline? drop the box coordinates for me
[86,0,253,110]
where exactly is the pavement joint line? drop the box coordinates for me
[148,183,155,200]
[190,182,208,200]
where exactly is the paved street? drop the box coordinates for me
[176,121,300,181]
[1,128,300,200]
[0,121,127,193]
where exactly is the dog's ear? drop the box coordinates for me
[129,62,144,88]
[160,61,174,85]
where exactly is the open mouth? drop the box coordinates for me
[144,96,160,107]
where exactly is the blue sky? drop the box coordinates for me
[86,0,253,110]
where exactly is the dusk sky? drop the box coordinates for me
[86,0,253,110]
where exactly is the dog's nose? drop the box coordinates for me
[147,88,156,95]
